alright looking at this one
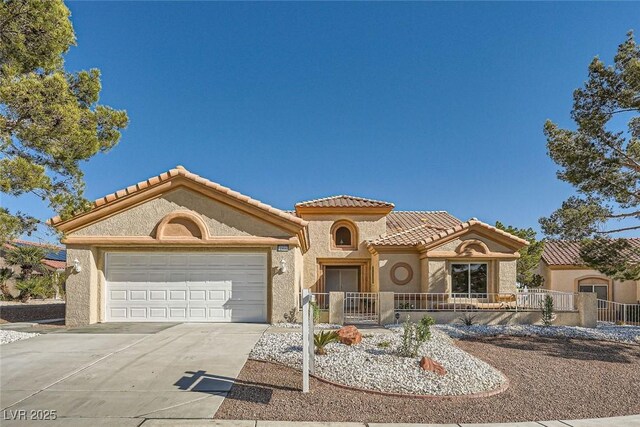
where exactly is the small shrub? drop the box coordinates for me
[0,267,15,300]
[457,313,477,326]
[314,331,339,355]
[540,294,554,326]
[310,300,320,323]
[377,340,391,348]
[417,316,435,342]
[283,307,298,323]
[16,276,56,302]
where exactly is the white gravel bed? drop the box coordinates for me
[427,323,640,344]
[250,328,506,396]
[271,322,341,330]
[0,298,64,306]
[0,330,39,345]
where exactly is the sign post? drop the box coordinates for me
[301,288,311,392]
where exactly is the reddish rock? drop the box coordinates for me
[336,325,362,345]
[419,357,447,376]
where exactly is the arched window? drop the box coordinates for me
[331,220,358,250]
[335,227,352,246]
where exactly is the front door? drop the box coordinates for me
[324,266,360,293]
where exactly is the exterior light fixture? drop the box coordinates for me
[279,259,287,274]
[72,258,82,273]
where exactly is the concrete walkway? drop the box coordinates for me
[0,323,267,425]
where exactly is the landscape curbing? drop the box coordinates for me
[136,415,640,426]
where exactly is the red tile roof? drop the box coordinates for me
[49,166,307,228]
[542,239,640,266]
[386,211,461,233]
[295,195,394,209]
[371,219,530,247]
[41,259,67,270]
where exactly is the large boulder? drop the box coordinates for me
[336,325,362,345]
[419,357,447,376]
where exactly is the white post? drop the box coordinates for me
[309,294,315,374]
[302,288,310,392]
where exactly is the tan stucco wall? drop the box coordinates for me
[498,260,518,294]
[541,263,640,304]
[301,214,387,289]
[378,253,421,293]
[65,247,99,326]
[74,188,290,238]
[427,260,447,292]
[430,233,512,253]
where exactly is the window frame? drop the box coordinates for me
[450,262,489,297]
[330,220,358,250]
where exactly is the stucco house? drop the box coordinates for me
[539,239,640,304]
[50,165,529,326]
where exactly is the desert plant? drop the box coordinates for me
[457,313,477,326]
[0,267,15,299]
[540,294,554,326]
[283,306,298,323]
[417,316,435,342]
[314,331,339,355]
[5,246,47,280]
[310,300,320,323]
[15,276,56,302]
[377,340,391,348]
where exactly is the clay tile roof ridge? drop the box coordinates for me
[295,194,394,207]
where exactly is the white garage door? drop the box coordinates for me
[105,252,267,322]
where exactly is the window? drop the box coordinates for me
[335,227,352,246]
[330,220,358,250]
[579,284,608,300]
[451,263,488,296]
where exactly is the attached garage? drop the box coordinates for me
[52,165,308,326]
[105,252,267,322]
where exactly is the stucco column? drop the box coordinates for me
[577,292,597,328]
[65,247,97,326]
[378,292,395,326]
[329,292,344,325]
[420,257,429,293]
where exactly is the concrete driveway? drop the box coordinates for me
[0,323,267,425]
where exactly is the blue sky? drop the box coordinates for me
[5,1,640,242]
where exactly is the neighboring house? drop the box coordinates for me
[0,240,67,297]
[539,240,640,304]
[49,165,528,326]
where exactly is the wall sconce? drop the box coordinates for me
[72,258,82,273]
[279,259,287,274]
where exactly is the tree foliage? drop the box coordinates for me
[0,0,128,242]
[4,244,46,279]
[495,222,545,287]
[540,31,640,279]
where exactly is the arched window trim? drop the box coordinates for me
[155,211,209,241]
[330,220,358,250]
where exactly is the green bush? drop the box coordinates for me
[457,313,477,326]
[398,316,435,357]
[15,276,57,302]
[314,331,339,355]
[540,294,554,326]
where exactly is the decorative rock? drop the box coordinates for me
[420,356,447,375]
[337,325,362,345]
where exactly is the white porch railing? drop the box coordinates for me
[345,292,378,324]
[394,290,577,312]
[298,292,329,311]
[597,299,640,325]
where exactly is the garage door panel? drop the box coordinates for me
[105,252,267,322]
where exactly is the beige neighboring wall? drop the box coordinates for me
[301,213,387,290]
[541,262,640,304]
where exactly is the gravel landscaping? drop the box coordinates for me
[0,329,39,345]
[271,322,342,330]
[217,335,640,423]
[430,323,640,344]
[250,328,506,396]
